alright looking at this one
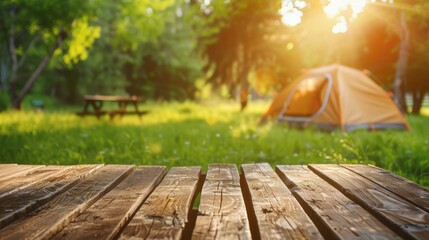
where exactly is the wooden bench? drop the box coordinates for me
[76,95,148,119]
[0,163,428,239]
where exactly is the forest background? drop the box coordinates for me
[1,0,429,112]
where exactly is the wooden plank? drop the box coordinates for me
[119,166,201,240]
[192,164,251,240]
[277,165,400,239]
[52,166,167,240]
[245,165,321,239]
[0,165,66,199]
[0,164,17,168]
[0,165,100,229]
[0,165,133,240]
[310,164,429,240]
[242,163,322,240]
[342,164,429,212]
[0,164,22,180]
[84,95,142,102]
[0,165,43,181]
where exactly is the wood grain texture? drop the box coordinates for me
[342,164,429,212]
[242,163,322,240]
[192,164,251,240]
[0,165,100,229]
[0,165,65,199]
[0,165,133,240]
[119,166,201,240]
[0,165,43,181]
[277,165,400,240]
[310,164,429,240]
[53,166,167,240]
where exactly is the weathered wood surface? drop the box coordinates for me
[277,165,400,239]
[84,95,143,102]
[119,166,201,240]
[192,164,251,240]
[53,166,167,240]
[1,163,429,240]
[242,163,322,240]
[0,165,65,199]
[0,164,42,181]
[310,164,429,240]
[0,165,100,229]
[0,165,132,240]
[342,164,429,212]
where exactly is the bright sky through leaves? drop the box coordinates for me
[280,0,306,27]
[280,0,394,33]
[324,0,367,19]
[325,0,367,33]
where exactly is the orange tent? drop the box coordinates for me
[260,64,409,131]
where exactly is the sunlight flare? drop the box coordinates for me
[323,0,374,33]
[280,0,306,27]
[332,16,348,33]
[324,0,367,19]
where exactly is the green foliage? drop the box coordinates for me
[0,101,428,187]
[0,91,10,111]
[1,0,98,65]
[2,0,428,111]
[0,0,100,109]
[48,0,203,102]
[113,0,174,51]
[197,0,291,94]
[61,18,101,66]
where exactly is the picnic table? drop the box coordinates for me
[76,95,148,119]
[0,163,428,239]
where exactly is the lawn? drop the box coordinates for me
[1,100,428,187]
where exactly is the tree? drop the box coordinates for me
[118,0,203,100]
[196,0,291,109]
[0,0,99,109]
[393,9,410,113]
[362,0,429,114]
[404,1,429,114]
[308,0,424,114]
[378,0,429,114]
[82,0,202,100]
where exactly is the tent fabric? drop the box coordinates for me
[260,64,410,131]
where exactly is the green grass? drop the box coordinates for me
[1,100,429,187]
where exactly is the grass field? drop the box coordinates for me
[1,100,428,187]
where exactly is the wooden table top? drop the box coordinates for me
[84,95,143,102]
[0,163,428,239]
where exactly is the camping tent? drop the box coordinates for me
[260,64,409,131]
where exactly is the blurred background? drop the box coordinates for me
[0,0,428,113]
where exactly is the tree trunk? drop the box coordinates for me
[393,10,410,114]
[7,5,66,110]
[411,88,425,114]
[65,70,79,104]
[228,82,237,100]
[239,60,250,111]
[8,7,20,109]
[11,36,63,109]
[0,39,9,92]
